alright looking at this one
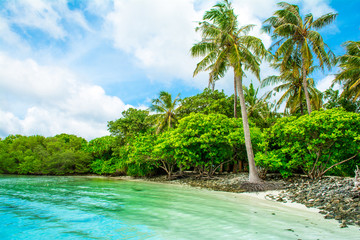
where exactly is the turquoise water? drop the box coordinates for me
[0,176,358,240]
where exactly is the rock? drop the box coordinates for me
[324,213,334,219]
[340,220,348,228]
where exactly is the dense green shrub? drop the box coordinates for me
[107,108,152,143]
[83,136,123,175]
[152,131,179,179]
[256,109,360,178]
[0,134,91,175]
[169,113,260,176]
[124,134,157,177]
[178,89,234,118]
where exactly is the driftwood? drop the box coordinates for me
[354,165,360,191]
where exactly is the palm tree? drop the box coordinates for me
[149,91,181,134]
[262,2,337,115]
[243,83,266,118]
[191,0,268,183]
[262,54,322,115]
[334,41,360,100]
[243,83,277,128]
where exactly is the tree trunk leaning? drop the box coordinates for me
[234,75,238,118]
[235,74,262,183]
[301,58,312,115]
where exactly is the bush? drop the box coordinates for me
[256,109,360,179]
[170,113,259,176]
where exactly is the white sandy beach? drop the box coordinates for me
[241,190,320,213]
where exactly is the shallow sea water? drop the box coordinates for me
[0,175,358,240]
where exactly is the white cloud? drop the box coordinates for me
[6,0,66,39]
[4,0,91,40]
[105,0,204,84]
[301,0,336,18]
[85,0,114,16]
[316,74,340,92]
[104,0,334,91]
[0,53,132,140]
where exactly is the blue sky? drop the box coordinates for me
[0,0,358,140]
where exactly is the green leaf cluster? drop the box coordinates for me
[0,134,91,175]
[256,108,360,178]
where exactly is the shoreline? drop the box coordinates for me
[241,190,320,213]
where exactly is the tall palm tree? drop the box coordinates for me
[262,2,337,115]
[334,41,360,100]
[150,91,181,134]
[191,0,268,183]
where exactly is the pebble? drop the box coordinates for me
[276,177,359,228]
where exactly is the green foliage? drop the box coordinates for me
[256,109,360,178]
[263,2,337,114]
[125,134,157,176]
[149,91,181,134]
[107,108,151,141]
[170,113,255,176]
[106,108,155,175]
[334,41,360,100]
[152,131,179,178]
[83,136,123,175]
[262,54,323,115]
[243,83,279,128]
[0,134,91,175]
[108,135,157,177]
[178,88,233,118]
[323,88,360,113]
[0,135,21,173]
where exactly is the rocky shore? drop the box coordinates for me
[265,177,360,228]
[143,172,360,228]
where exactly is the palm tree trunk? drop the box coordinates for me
[235,72,261,183]
[212,80,215,92]
[300,102,304,115]
[301,57,312,115]
[234,75,238,118]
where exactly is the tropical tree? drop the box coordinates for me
[334,41,360,100]
[178,88,233,118]
[107,108,152,145]
[243,83,278,128]
[323,87,360,113]
[191,0,268,182]
[256,109,360,179]
[171,113,249,177]
[262,54,322,115]
[262,2,337,114]
[150,91,181,134]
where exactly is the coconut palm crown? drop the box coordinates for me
[334,41,360,100]
[262,2,337,114]
[149,91,181,134]
[262,53,322,115]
